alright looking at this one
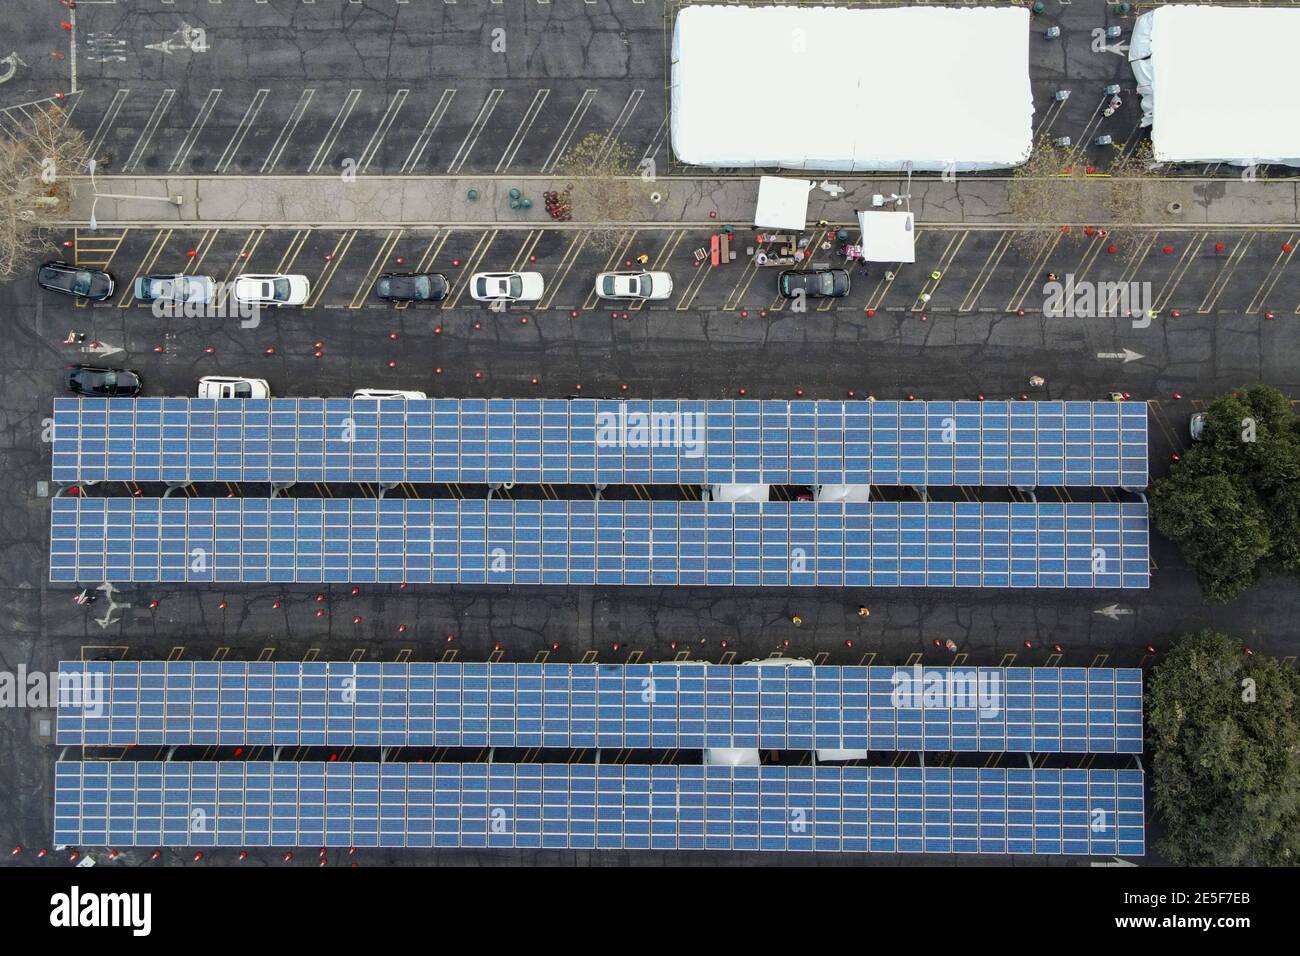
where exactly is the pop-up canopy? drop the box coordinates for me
[856,210,915,263]
[753,176,813,230]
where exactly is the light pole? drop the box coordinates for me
[86,158,184,230]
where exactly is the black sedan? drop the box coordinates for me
[777,268,850,299]
[374,272,449,302]
[38,261,115,301]
[65,365,142,397]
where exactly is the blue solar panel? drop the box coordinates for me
[52,761,1146,855]
[50,398,1150,488]
[54,661,1144,754]
[49,498,1151,588]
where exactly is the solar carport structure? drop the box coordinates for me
[50,498,1151,588]
[52,398,1149,487]
[55,661,1145,753]
[54,761,1145,855]
[53,662,1146,856]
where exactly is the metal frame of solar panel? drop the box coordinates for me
[53,761,1146,855]
[51,398,1149,488]
[56,661,1144,754]
[50,498,1151,588]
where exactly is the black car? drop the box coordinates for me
[375,272,449,302]
[65,365,142,397]
[778,268,850,299]
[38,261,115,301]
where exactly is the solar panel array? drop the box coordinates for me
[49,498,1151,588]
[53,761,1146,855]
[56,661,1144,753]
[51,398,1149,488]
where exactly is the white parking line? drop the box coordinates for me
[358,88,409,173]
[168,88,222,172]
[495,89,550,173]
[307,88,361,174]
[84,89,129,166]
[261,89,315,173]
[640,116,668,164]
[446,88,503,174]
[540,89,596,173]
[596,88,644,164]
[122,88,175,172]
[214,88,268,174]
[401,89,455,173]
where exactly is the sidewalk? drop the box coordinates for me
[58,174,1300,229]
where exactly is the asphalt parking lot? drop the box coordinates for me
[4,0,1300,868]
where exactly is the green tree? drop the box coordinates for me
[1147,630,1300,866]
[1151,385,1300,603]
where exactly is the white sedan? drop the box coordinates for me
[197,376,271,399]
[232,273,310,307]
[469,271,544,303]
[594,271,673,300]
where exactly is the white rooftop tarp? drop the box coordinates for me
[856,210,916,263]
[670,5,1034,172]
[1130,6,1300,166]
[753,176,813,230]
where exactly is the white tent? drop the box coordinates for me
[671,5,1034,172]
[1130,6,1300,166]
[856,210,916,263]
[753,176,813,230]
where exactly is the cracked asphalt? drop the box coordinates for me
[1,1,1298,868]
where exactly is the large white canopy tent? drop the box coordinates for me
[670,5,1034,172]
[1130,5,1300,166]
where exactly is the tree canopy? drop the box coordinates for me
[1150,385,1300,604]
[1147,630,1300,866]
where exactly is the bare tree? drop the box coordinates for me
[552,130,642,250]
[1007,134,1172,255]
[0,105,91,279]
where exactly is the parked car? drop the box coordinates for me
[594,271,673,300]
[777,268,850,299]
[374,272,448,302]
[469,271,544,303]
[134,274,215,304]
[38,261,115,301]
[232,273,310,307]
[197,376,270,399]
[65,365,142,397]
[352,389,428,400]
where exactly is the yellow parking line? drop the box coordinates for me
[675,258,714,311]
[116,229,172,308]
[183,230,219,277]
[911,230,968,311]
[305,231,356,308]
[509,230,544,272]
[631,229,683,311]
[216,229,264,308]
[1004,232,1062,313]
[443,230,497,309]
[957,231,1012,313]
[347,229,404,309]
[538,231,589,311]
[1245,233,1297,314]
[583,232,639,310]
[1152,232,1207,312]
[1197,233,1254,314]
